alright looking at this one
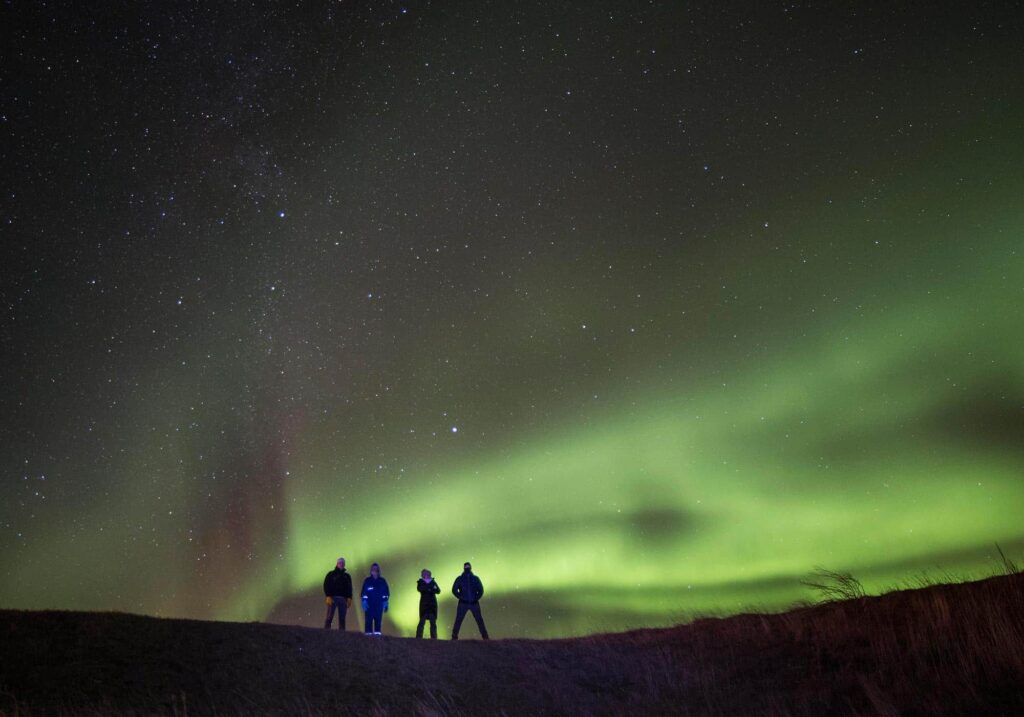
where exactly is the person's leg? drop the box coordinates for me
[337,600,347,631]
[470,603,489,639]
[452,602,468,639]
[364,610,373,634]
[429,616,437,640]
[324,602,335,629]
[416,614,425,639]
[372,611,382,634]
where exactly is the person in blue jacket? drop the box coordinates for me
[360,562,390,635]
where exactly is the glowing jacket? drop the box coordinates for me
[360,576,390,610]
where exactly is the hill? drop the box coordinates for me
[2,572,1022,716]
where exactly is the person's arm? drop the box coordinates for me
[452,579,462,599]
[324,574,331,596]
[476,577,484,600]
[343,573,353,599]
[432,582,441,595]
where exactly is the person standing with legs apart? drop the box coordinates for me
[360,562,390,635]
[323,557,353,630]
[451,561,489,640]
[416,568,441,639]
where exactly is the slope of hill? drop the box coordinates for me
[2,572,1022,716]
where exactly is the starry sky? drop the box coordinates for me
[2,1,1023,638]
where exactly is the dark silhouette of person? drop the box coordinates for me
[416,568,442,639]
[323,557,353,630]
[360,562,390,635]
[451,561,489,640]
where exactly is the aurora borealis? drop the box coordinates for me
[2,2,1023,638]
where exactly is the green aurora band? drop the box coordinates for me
[280,218,1023,636]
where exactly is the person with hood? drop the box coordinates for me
[451,561,489,640]
[323,557,353,630]
[360,562,390,635]
[415,568,442,639]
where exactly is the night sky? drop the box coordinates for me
[3,1,1023,637]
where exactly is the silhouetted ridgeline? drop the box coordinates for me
[2,573,1022,716]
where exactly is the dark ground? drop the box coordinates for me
[2,572,1023,716]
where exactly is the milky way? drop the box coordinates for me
[3,1,1023,636]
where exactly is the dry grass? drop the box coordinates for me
[2,572,1023,716]
[800,567,866,602]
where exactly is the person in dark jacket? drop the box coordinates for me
[451,561,489,640]
[323,557,353,630]
[360,562,390,635]
[416,568,442,639]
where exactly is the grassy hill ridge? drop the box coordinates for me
[2,572,1023,716]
